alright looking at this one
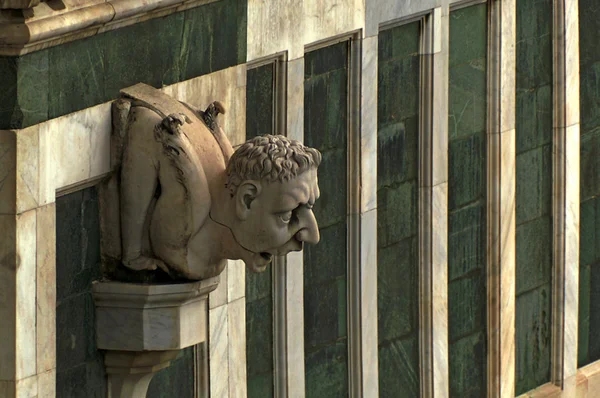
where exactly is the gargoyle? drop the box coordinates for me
[100,84,321,281]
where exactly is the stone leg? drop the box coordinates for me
[104,350,179,398]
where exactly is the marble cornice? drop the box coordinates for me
[0,0,218,56]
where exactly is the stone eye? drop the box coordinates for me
[280,212,292,223]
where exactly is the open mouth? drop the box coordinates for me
[260,252,273,262]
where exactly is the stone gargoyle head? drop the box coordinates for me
[100,84,321,282]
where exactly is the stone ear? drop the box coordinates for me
[235,180,262,220]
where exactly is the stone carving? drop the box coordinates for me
[100,83,321,281]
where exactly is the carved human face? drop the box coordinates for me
[232,168,321,272]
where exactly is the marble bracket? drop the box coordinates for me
[92,277,219,398]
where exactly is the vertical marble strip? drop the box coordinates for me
[228,298,247,398]
[36,204,56,375]
[487,0,516,397]
[358,35,379,398]
[209,305,229,398]
[348,33,362,398]
[552,0,580,385]
[283,58,306,398]
[420,6,450,398]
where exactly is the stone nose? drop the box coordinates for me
[295,209,320,245]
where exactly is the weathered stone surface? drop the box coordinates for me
[147,347,195,398]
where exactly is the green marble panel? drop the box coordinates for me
[103,13,184,100]
[515,285,551,394]
[0,0,247,129]
[378,336,419,398]
[246,296,274,377]
[147,347,195,398]
[180,0,247,80]
[245,62,275,397]
[515,1,553,393]
[247,372,274,398]
[448,331,486,398]
[579,263,591,367]
[377,21,420,397]
[448,5,487,396]
[0,51,49,129]
[447,203,485,281]
[56,187,108,398]
[304,342,349,398]
[246,63,275,139]
[303,41,349,397]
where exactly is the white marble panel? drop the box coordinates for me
[361,36,377,213]
[36,369,55,398]
[209,304,229,398]
[0,131,17,215]
[303,0,365,45]
[15,210,37,380]
[36,204,56,374]
[564,0,580,128]
[209,264,228,310]
[366,0,440,37]
[14,373,37,398]
[285,250,305,397]
[0,214,16,381]
[39,102,111,193]
[227,259,245,303]
[16,126,39,214]
[359,209,378,396]
[431,182,449,397]
[499,0,516,133]
[286,58,304,142]
[227,298,247,398]
[165,65,247,146]
[247,0,304,61]
[564,123,580,378]
[431,14,449,187]
[499,129,516,398]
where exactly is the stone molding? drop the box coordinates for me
[0,0,219,56]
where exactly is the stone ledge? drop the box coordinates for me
[92,277,219,352]
[0,0,219,56]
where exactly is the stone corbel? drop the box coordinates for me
[92,277,219,398]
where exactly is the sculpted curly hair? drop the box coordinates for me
[225,135,322,195]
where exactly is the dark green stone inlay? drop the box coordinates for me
[514,3,553,391]
[377,21,420,398]
[148,347,195,398]
[245,62,276,397]
[56,187,106,397]
[0,0,247,129]
[448,4,487,397]
[303,41,349,398]
[579,0,600,368]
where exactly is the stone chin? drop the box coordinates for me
[243,240,305,273]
